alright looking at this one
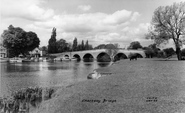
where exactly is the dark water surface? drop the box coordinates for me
[0,61,111,97]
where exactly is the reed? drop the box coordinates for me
[0,86,55,113]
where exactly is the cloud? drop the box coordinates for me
[78,5,91,11]
[1,0,54,21]
[25,9,150,47]
[0,0,152,47]
[103,10,132,25]
[32,9,140,33]
[131,12,140,21]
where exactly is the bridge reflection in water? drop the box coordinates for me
[51,49,146,62]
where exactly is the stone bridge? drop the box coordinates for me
[51,49,146,61]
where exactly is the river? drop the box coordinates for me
[0,61,111,97]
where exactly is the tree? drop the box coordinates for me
[148,2,185,60]
[88,44,93,50]
[85,40,89,50]
[48,27,57,53]
[148,43,160,57]
[114,43,119,48]
[81,40,85,50]
[56,39,69,53]
[40,46,48,52]
[163,47,175,57]
[94,44,106,49]
[181,48,185,60]
[182,48,185,56]
[105,44,118,61]
[128,41,143,49]
[2,25,40,57]
[77,44,82,51]
[143,47,155,58]
[72,37,78,51]
[26,31,40,51]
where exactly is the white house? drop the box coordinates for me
[29,48,42,58]
[0,44,7,58]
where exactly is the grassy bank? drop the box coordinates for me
[31,58,185,113]
[2,58,185,113]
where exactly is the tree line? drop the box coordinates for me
[126,41,177,58]
[47,28,93,54]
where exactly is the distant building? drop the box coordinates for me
[0,44,7,58]
[29,48,46,57]
[30,48,41,58]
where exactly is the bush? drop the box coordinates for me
[163,48,175,57]
[181,48,185,56]
[0,87,55,113]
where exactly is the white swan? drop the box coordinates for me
[87,70,101,79]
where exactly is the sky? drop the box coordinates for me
[0,0,184,48]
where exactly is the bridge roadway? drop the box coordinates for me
[51,49,146,61]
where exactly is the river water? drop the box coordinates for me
[0,61,111,97]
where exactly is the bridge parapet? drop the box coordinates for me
[50,49,146,60]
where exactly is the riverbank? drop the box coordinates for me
[33,58,185,113]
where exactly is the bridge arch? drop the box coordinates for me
[64,54,69,58]
[114,53,127,61]
[73,54,81,61]
[83,53,94,62]
[97,52,111,62]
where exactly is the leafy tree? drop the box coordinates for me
[148,2,185,60]
[128,41,143,49]
[94,44,106,49]
[182,48,185,56]
[77,44,82,51]
[67,43,72,51]
[163,47,175,57]
[56,39,69,53]
[88,44,93,50]
[105,44,117,49]
[2,25,40,57]
[39,46,48,57]
[40,46,48,52]
[94,44,117,49]
[148,43,160,57]
[181,48,185,60]
[72,37,78,51]
[48,28,57,53]
[81,40,85,50]
[106,48,118,61]
[26,31,40,51]
[85,40,89,50]
[143,47,154,58]
[105,44,118,61]
[114,43,119,48]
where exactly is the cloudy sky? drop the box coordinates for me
[0,0,184,48]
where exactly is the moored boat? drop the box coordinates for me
[9,57,23,63]
[62,57,70,61]
[22,59,32,62]
[0,58,9,63]
[71,57,77,61]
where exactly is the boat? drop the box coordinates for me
[22,59,32,62]
[62,57,70,61]
[54,57,61,61]
[70,57,77,61]
[9,57,23,63]
[0,58,9,63]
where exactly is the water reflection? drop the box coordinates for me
[0,61,110,97]
[97,62,111,67]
